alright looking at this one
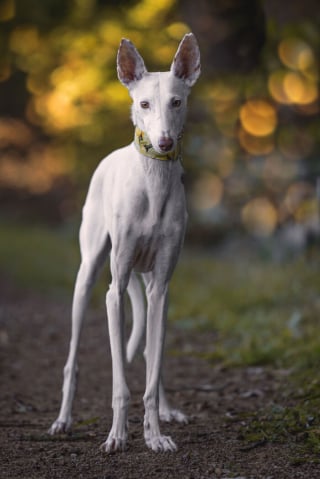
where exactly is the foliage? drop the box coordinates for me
[0,0,190,191]
[0,0,319,237]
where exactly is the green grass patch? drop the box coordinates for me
[170,251,320,369]
[0,219,80,296]
[241,370,320,464]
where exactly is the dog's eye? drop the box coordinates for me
[140,101,150,109]
[172,99,181,108]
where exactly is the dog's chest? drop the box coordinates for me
[129,163,186,271]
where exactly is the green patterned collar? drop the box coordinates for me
[134,127,182,161]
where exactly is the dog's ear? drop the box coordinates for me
[117,39,147,87]
[171,33,201,87]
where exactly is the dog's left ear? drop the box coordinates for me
[117,38,147,87]
[171,33,201,87]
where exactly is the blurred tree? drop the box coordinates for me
[179,0,266,74]
[0,0,319,242]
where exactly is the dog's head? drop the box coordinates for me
[117,34,201,156]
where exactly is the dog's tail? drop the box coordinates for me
[126,271,146,363]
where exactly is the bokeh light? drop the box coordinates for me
[192,173,224,211]
[0,1,319,240]
[278,37,315,72]
[283,72,317,104]
[284,181,315,215]
[0,0,15,21]
[238,127,274,156]
[242,197,278,237]
[268,69,318,106]
[240,99,277,137]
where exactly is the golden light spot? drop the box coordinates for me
[209,82,238,103]
[70,33,97,55]
[102,81,131,107]
[278,37,315,71]
[0,62,11,82]
[128,0,174,28]
[268,69,318,106]
[242,197,278,236]
[283,72,318,105]
[26,74,47,95]
[216,146,235,177]
[284,182,314,214]
[240,99,277,137]
[295,198,318,223]
[98,21,123,47]
[167,22,190,40]
[51,63,102,99]
[192,173,224,211]
[268,70,291,104]
[214,103,239,138]
[10,26,40,56]
[157,45,175,65]
[36,91,88,131]
[0,144,73,194]
[0,0,15,21]
[0,118,33,148]
[238,128,274,156]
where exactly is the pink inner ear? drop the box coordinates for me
[172,37,200,84]
[175,53,199,80]
[117,40,146,85]
[119,53,137,83]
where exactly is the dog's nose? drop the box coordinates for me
[158,137,174,152]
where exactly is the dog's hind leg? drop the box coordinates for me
[159,379,188,424]
[126,271,146,363]
[49,195,110,435]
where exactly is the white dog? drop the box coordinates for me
[49,33,200,453]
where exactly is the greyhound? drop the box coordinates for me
[49,33,200,453]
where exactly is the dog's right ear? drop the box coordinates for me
[117,39,147,87]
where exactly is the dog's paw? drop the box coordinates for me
[160,408,188,424]
[48,419,71,435]
[146,434,177,452]
[100,435,127,454]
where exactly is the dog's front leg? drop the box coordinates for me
[101,280,130,453]
[143,280,177,452]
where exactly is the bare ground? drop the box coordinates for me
[1,282,319,479]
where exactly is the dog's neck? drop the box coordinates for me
[134,127,182,162]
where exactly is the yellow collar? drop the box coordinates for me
[134,127,182,161]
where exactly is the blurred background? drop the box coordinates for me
[0,0,319,269]
[1,3,320,455]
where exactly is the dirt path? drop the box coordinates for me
[1,285,319,478]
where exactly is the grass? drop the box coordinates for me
[240,371,320,464]
[1,219,320,461]
[0,218,109,301]
[170,251,320,368]
[0,219,79,295]
[1,219,320,368]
